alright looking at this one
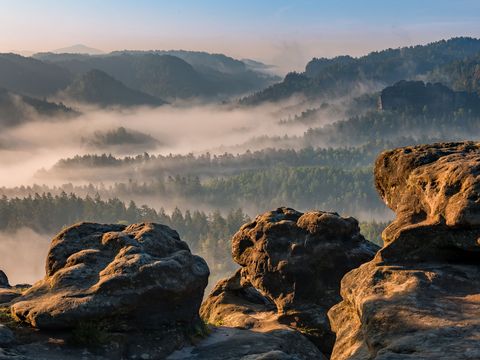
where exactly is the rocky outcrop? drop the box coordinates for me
[11,222,209,333]
[329,142,480,360]
[202,207,379,357]
[374,141,480,262]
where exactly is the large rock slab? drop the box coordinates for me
[202,207,378,356]
[329,262,480,360]
[329,142,480,359]
[167,326,326,360]
[11,222,209,331]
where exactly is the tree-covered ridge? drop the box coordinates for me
[428,54,480,95]
[49,145,381,173]
[0,88,78,128]
[242,37,480,104]
[33,51,278,100]
[379,80,480,114]
[0,53,73,97]
[81,127,160,152]
[61,69,166,107]
[305,110,480,147]
[6,165,390,219]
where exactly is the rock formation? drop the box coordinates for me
[329,142,480,359]
[202,207,379,357]
[11,222,209,332]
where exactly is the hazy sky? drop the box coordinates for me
[1,0,480,72]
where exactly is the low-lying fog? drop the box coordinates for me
[0,228,50,285]
[0,100,345,187]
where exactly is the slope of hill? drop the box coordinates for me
[428,54,480,95]
[379,80,480,114]
[0,88,77,127]
[0,53,72,97]
[242,37,480,105]
[34,53,215,100]
[34,51,279,99]
[61,69,166,107]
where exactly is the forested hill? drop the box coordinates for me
[0,53,72,97]
[33,51,279,100]
[428,54,480,95]
[0,88,77,127]
[60,69,167,107]
[242,37,480,105]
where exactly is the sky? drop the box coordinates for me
[1,0,480,72]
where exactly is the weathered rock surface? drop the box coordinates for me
[375,141,480,262]
[329,142,480,359]
[202,207,379,357]
[11,222,209,332]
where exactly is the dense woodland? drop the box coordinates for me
[243,37,480,104]
[0,193,385,282]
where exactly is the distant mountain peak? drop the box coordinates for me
[52,44,104,55]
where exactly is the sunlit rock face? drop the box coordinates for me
[329,142,480,360]
[11,222,210,331]
[202,207,378,357]
[375,141,480,262]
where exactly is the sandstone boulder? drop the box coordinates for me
[11,222,210,331]
[329,142,480,360]
[202,207,379,356]
[375,141,480,262]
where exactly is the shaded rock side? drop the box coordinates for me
[167,326,327,360]
[202,207,379,356]
[0,270,23,305]
[11,222,210,331]
[0,270,9,288]
[329,142,480,360]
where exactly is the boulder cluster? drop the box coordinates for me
[1,141,479,359]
